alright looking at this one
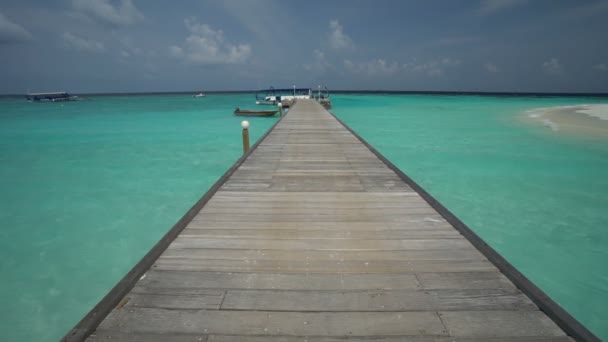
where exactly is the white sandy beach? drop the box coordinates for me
[524,104,608,137]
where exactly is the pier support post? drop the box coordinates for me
[278,103,283,117]
[241,121,250,154]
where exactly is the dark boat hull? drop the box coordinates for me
[234,110,278,117]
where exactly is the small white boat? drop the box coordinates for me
[193,93,206,98]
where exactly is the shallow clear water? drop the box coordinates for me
[332,94,608,339]
[0,94,277,341]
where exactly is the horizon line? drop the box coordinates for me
[2,90,608,97]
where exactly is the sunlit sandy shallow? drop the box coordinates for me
[525,104,608,138]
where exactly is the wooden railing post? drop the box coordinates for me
[241,121,250,154]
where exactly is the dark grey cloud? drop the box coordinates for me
[0,12,32,44]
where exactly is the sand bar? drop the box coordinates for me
[525,104,608,138]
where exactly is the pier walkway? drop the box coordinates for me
[78,100,578,341]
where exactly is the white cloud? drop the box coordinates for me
[116,35,144,58]
[542,58,563,75]
[169,45,183,57]
[423,36,480,49]
[477,0,527,15]
[406,58,461,77]
[441,58,461,67]
[304,49,331,72]
[72,0,143,26]
[485,62,499,73]
[313,49,325,61]
[218,0,290,48]
[0,12,33,43]
[412,62,442,76]
[170,18,251,64]
[328,19,353,50]
[62,32,105,53]
[344,59,400,76]
[594,63,608,72]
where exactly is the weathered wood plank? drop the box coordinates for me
[417,272,516,290]
[139,271,421,290]
[206,336,574,342]
[198,207,437,215]
[203,200,432,209]
[87,332,207,342]
[160,248,485,262]
[151,259,496,273]
[125,291,223,310]
[211,191,421,198]
[186,220,452,230]
[439,311,566,337]
[168,237,472,250]
[97,309,447,336]
[220,289,536,311]
[178,228,462,239]
[190,213,447,222]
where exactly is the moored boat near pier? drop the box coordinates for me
[233,107,278,116]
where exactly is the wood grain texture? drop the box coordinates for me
[86,100,570,341]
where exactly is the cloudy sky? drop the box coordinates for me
[1,0,607,93]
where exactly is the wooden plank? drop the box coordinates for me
[220,289,536,311]
[206,336,574,342]
[186,221,452,230]
[139,271,421,290]
[125,290,224,310]
[417,272,516,290]
[178,228,462,239]
[88,332,207,342]
[189,213,448,222]
[85,331,576,342]
[168,237,472,250]
[439,311,566,337]
[159,248,485,262]
[203,199,432,208]
[198,207,437,215]
[97,309,447,336]
[151,259,496,273]
[211,191,421,198]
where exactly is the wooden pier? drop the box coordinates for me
[66,99,597,341]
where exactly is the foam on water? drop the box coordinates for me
[542,118,560,131]
[332,94,608,340]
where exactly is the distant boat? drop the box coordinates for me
[255,87,277,105]
[255,86,312,105]
[193,93,206,98]
[234,107,278,117]
[25,92,78,102]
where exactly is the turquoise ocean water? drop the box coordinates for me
[0,93,607,340]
